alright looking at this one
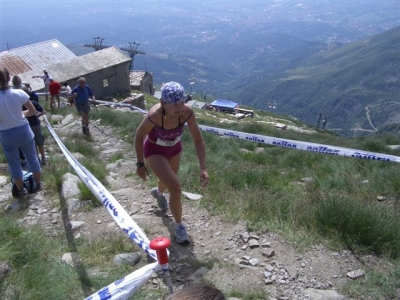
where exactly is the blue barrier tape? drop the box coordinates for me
[197,125,400,163]
[85,262,161,300]
[114,102,399,163]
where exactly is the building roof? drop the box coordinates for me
[54,46,131,77]
[187,100,208,109]
[0,39,77,76]
[130,71,146,86]
[18,46,131,91]
[210,99,239,109]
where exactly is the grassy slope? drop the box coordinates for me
[1,94,400,298]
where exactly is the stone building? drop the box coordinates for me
[58,47,132,99]
[130,71,154,95]
[1,40,132,100]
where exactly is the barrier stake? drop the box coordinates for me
[150,237,174,295]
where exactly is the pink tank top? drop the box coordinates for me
[147,110,193,141]
[147,124,184,141]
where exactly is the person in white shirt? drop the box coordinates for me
[1,67,41,198]
[62,82,73,106]
[32,69,52,103]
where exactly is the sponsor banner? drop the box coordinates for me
[198,125,400,163]
[85,262,161,300]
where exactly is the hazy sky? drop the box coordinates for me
[1,0,399,52]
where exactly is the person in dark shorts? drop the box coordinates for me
[22,87,47,165]
[68,77,96,135]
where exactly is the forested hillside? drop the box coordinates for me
[235,26,400,136]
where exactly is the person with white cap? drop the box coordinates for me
[32,70,52,103]
[134,81,209,244]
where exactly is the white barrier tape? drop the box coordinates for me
[89,99,148,114]
[85,262,161,300]
[33,90,145,113]
[44,115,157,259]
[43,116,175,299]
[35,91,69,95]
[111,103,398,163]
[198,125,400,163]
[80,162,158,260]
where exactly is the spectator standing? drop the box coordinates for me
[32,70,51,103]
[23,82,32,92]
[28,88,39,102]
[11,75,25,89]
[68,77,96,136]
[0,67,41,198]
[49,77,61,108]
[22,87,47,165]
[19,81,39,102]
[62,82,73,106]
[23,83,39,102]
[134,81,209,244]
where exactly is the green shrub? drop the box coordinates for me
[315,194,400,257]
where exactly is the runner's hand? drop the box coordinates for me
[137,166,149,180]
[200,169,209,188]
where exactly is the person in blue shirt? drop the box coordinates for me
[68,77,96,135]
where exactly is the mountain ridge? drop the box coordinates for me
[233,25,400,136]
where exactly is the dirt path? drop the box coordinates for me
[365,105,377,132]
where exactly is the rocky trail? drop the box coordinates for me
[0,112,392,300]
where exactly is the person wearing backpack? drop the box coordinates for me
[0,67,41,198]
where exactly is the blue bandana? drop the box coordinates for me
[161,81,185,104]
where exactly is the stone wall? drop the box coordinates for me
[122,93,145,109]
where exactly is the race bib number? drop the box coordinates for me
[156,136,181,147]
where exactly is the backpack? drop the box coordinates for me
[11,171,38,197]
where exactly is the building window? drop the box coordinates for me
[103,79,109,87]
